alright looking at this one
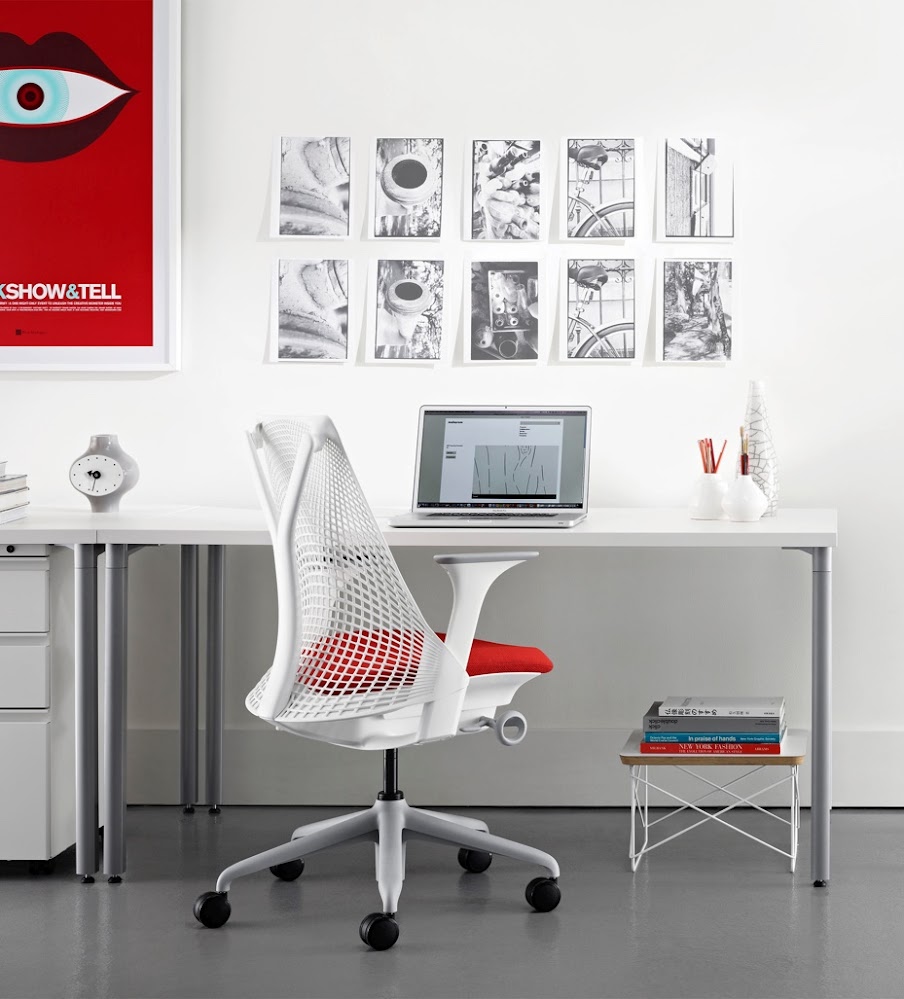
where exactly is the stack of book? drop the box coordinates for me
[641,696,786,754]
[0,459,29,524]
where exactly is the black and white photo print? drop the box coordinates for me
[564,259,635,359]
[470,261,539,361]
[374,138,443,238]
[276,137,350,237]
[662,138,734,239]
[565,139,635,238]
[274,259,349,361]
[660,260,732,362]
[374,260,444,360]
[471,140,541,240]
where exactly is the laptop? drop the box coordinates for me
[389,405,591,528]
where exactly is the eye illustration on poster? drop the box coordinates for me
[272,259,349,361]
[659,259,733,363]
[373,260,444,361]
[471,140,541,240]
[564,259,635,360]
[373,138,443,238]
[660,138,735,240]
[275,136,351,237]
[469,261,540,362]
[0,0,179,370]
[564,139,636,239]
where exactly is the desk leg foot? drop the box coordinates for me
[208,805,221,816]
[108,875,123,884]
[80,875,95,885]
[814,879,828,888]
[183,804,196,815]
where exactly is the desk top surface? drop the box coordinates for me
[0,505,838,548]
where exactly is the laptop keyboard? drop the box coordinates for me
[425,511,558,518]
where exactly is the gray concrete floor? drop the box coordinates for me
[0,806,901,999]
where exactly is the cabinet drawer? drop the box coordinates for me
[0,559,49,632]
[0,721,49,860]
[0,638,49,708]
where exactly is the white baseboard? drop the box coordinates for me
[126,727,904,808]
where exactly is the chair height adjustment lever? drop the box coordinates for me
[461,710,528,747]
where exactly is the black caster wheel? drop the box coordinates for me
[814,879,828,888]
[80,875,95,885]
[525,876,561,912]
[182,805,195,815]
[359,912,399,950]
[28,859,55,876]
[208,806,221,816]
[108,875,122,884]
[193,891,231,928]
[270,859,304,881]
[458,848,492,873]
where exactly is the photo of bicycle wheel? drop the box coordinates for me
[564,259,635,360]
[565,139,635,239]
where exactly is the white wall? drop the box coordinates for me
[2,0,903,805]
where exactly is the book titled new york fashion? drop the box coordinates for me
[643,701,784,732]
[639,741,783,755]
[658,696,785,718]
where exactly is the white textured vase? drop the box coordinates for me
[744,380,779,517]
[689,473,728,520]
[722,474,768,522]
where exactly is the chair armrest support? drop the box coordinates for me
[434,551,539,565]
[433,552,539,670]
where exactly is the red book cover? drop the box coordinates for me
[639,741,782,755]
[0,1,153,348]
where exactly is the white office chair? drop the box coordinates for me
[192,416,561,949]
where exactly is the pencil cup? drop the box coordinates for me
[689,473,728,520]
[722,474,768,522]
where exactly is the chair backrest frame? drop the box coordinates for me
[245,417,467,736]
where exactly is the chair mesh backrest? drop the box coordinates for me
[246,417,451,724]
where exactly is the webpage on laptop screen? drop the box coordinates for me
[440,416,565,506]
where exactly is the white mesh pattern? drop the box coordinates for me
[246,417,449,724]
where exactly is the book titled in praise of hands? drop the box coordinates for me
[658,696,785,718]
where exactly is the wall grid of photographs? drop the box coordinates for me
[270,136,735,365]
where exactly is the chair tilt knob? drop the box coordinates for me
[465,710,528,747]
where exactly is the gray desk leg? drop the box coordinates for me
[811,547,833,886]
[74,544,100,883]
[180,546,199,813]
[205,545,225,815]
[103,544,129,882]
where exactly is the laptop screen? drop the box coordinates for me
[414,407,590,511]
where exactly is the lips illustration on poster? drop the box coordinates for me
[0,32,136,162]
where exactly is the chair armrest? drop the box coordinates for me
[433,551,539,669]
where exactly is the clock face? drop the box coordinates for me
[70,454,124,496]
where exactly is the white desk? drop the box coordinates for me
[0,506,837,886]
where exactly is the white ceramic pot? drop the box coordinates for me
[722,474,768,522]
[689,473,728,520]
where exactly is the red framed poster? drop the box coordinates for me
[0,0,179,370]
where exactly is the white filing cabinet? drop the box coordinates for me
[0,544,76,864]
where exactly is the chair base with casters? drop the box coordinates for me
[193,747,561,948]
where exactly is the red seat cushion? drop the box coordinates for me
[297,630,553,695]
[435,633,553,677]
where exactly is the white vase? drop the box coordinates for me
[722,474,768,522]
[744,380,779,517]
[689,473,728,520]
